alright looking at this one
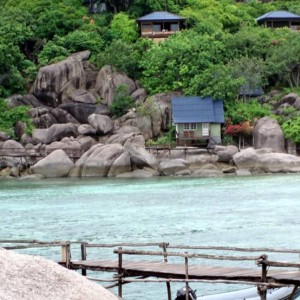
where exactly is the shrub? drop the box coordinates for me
[0,99,34,139]
[109,84,134,118]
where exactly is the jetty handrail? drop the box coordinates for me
[0,240,73,250]
[166,244,300,254]
[113,248,265,262]
[3,240,300,255]
[84,242,167,248]
[0,147,84,158]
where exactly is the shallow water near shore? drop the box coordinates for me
[1,174,300,299]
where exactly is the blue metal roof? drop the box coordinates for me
[137,11,185,22]
[172,96,224,124]
[256,10,300,22]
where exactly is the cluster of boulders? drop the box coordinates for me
[1,50,300,179]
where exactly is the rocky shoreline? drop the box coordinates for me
[2,140,300,180]
[2,51,300,179]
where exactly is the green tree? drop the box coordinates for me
[226,100,272,125]
[109,12,138,42]
[95,38,152,79]
[282,117,300,143]
[230,56,266,101]
[140,29,227,94]
[0,99,33,138]
[266,32,300,88]
[187,63,244,102]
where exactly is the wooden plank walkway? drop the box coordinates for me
[70,259,300,285]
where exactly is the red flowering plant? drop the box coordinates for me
[225,119,253,136]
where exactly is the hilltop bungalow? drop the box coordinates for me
[256,11,300,30]
[137,11,185,42]
[172,96,225,147]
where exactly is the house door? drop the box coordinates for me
[202,123,209,136]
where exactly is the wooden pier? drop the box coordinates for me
[2,240,300,300]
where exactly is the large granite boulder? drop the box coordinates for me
[216,145,239,163]
[0,247,118,300]
[150,92,180,136]
[107,152,131,177]
[78,124,97,136]
[253,117,285,153]
[51,108,79,124]
[32,51,90,107]
[0,140,25,167]
[88,114,114,135]
[131,88,147,104]
[31,149,74,178]
[95,65,136,106]
[124,137,159,170]
[0,131,10,141]
[115,110,153,140]
[70,143,128,177]
[106,125,142,145]
[259,153,300,173]
[159,159,190,176]
[29,107,80,129]
[233,147,300,173]
[59,103,109,124]
[70,89,96,104]
[233,147,260,170]
[83,61,98,90]
[32,123,79,144]
[6,94,43,108]
[192,164,223,177]
[116,168,156,178]
[45,138,82,155]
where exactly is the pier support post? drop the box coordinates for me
[185,252,189,300]
[118,247,123,299]
[81,242,87,276]
[61,242,71,269]
[258,254,268,300]
[162,243,172,300]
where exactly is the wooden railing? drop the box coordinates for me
[0,147,84,162]
[2,240,300,300]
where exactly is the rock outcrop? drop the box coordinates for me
[233,147,300,173]
[32,123,79,144]
[253,117,285,153]
[95,65,136,106]
[32,51,90,107]
[0,247,118,300]
[88,114,114,135]
[31,149,74,178]
[70,143,129,177]
[159,159,190,176]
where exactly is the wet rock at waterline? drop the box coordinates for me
[31,149,74,178]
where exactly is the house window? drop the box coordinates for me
[202,123,209,136]
[153,24,161,32]
[184,123,197,130]
[190,123,197,130]
[141,23,152,32]
[171,23,179,31]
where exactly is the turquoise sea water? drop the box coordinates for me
[1,174,300,299]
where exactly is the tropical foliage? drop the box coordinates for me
[1,0,300,140]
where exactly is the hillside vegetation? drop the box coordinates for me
[1,0,300,141]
